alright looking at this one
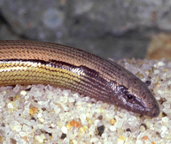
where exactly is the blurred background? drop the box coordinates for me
[0,0,171,60]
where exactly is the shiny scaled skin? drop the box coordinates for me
[0,40,160,117]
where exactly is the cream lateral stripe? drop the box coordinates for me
[0,61,110,101]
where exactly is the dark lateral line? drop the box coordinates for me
[2,59,100,76]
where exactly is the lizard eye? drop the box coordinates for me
[127,94,133,99]
[124,92,135,102]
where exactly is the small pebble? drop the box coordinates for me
[61,133,67,139]
[145,80,151,86]
[20,90,27,96]
[97,125,105,136]
[61,126,68,134]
